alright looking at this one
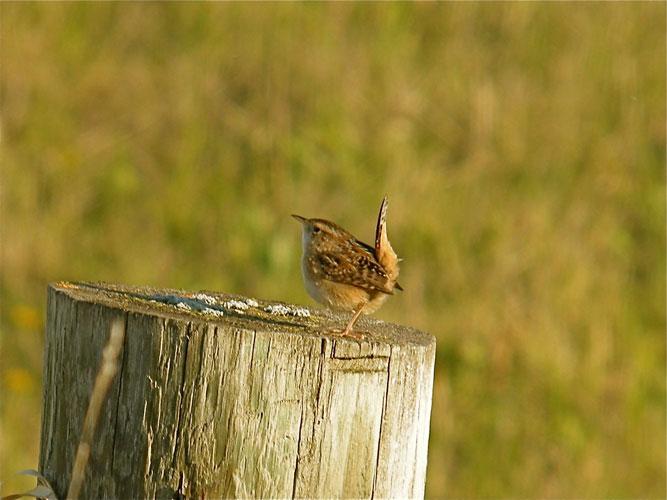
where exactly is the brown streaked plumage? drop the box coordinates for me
[292,196,401,337]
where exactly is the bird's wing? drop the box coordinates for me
[315,244,394,295]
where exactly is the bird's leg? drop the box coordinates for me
[341,303,365,337]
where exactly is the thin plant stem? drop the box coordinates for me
[66,317,126,500]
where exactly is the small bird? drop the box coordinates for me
[292,196,402,337]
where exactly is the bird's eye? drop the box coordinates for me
[313,227,321,234]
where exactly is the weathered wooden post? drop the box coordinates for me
[39,281,436,499]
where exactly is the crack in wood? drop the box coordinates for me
[326,357,389,373]
[290,406,305,498]
[170,322,191,474]
[110,313,129,474]
[371,345,393,497]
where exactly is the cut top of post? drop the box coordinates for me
[51,281,434,350]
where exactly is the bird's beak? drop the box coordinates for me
[291,214,307,224]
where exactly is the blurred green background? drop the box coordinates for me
[1,3,665,498]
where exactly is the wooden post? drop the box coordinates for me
[39,282,436,499]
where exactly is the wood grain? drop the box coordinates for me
[39,282,435,499]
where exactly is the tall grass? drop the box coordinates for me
[1,3,665,497]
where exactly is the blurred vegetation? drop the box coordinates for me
[1,3,665,498]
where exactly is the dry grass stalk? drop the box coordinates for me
[66,317,126,500]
